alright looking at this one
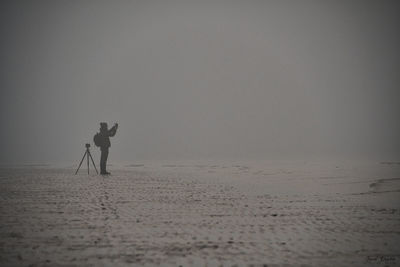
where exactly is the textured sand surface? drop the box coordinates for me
[0,161,399,266]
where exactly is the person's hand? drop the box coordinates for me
[114,123,118,129]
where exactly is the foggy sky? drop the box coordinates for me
[1,0,399,164]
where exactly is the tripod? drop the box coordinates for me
[75,143,98,175]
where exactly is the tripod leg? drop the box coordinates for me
[87,151,90,175]
[75,151,87,175]
[88,151,99,174]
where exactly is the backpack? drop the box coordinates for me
[93,132,102,147]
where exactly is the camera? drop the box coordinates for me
[85,143,90,148]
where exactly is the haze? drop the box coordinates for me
[1,1,399,164]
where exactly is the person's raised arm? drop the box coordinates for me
[108,123,118,137]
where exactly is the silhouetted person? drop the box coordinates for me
[98,122,118,175]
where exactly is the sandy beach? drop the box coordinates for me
[2,1,400,266]
[1,160,399,266]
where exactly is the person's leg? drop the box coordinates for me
[100,148,108,174]
[103,148,109,173]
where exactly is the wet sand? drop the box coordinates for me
[0,161,399,266]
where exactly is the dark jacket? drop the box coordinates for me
[99,125,117,149]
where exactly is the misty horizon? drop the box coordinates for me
[1,1,399,164]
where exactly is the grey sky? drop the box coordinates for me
[1,1,399,163]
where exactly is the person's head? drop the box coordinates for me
[100,122,108,131]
